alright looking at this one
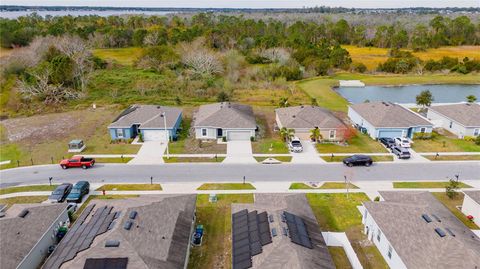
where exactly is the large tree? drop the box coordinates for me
[416,90,434,109]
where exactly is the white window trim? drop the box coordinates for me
[474,128,480,136]
[329,130,336,139]
[420,127,426,133]
[116,129,124,138]
[388,245,393,259]
[377,229,382,242]
[201,128,207,137]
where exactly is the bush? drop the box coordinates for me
[413,132,432,140]
[463,136,475,142]
[250,136,255,142]
[352,62,367,73]
[374,196,380,202]
[475,136,480,145]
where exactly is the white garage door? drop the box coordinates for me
[227,131,251,141]
[143,130,168,141]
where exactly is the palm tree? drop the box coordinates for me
[310,128,322,142]
[280,127,295,141]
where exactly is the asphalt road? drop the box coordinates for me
[1,162,479,187]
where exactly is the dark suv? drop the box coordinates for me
[66,181,90,203]
[391,146,411,159]
[379,137,395,148]
[343,155,373,167]
[48,183,73,203]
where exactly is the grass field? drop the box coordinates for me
[329,247,353,269]
[343,45,480,70]
[252,138,289,154]
[0,184,58,195]
[254,156,292,162]
[92,47,144,65]
[95,184,162,191]
[188,194,254,269]
[306,193,388,269]
[393,181,472,189]
[432,192,479,229]
[197,183,256,190]
[317,133,388,154]
[163,157,225,163]
[320,182,359,189]
[424,155,480,161]
[412,133,480,152]
[0,196,48,208]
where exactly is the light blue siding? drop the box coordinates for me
[109,127,134,140]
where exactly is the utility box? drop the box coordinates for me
[68,140,86,153]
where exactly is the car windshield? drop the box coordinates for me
[291,141,301,146]
[70,189,81,194]
[53,190,63,195]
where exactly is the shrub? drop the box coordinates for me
[413,132,432,140]
[250,136,255,142]
[463,136,475,142]
[352,62,367,73]
[374,196,380,202]
[222,136,227,142]
[475,136,480,145]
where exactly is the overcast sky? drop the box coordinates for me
[2,0,479,8]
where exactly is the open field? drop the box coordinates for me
[320,182,359,189]
[188,194,254,269]
[0,196,48,208]
[412,133,480,152]
[95,184,162,191]
[197,183,256,190]
[92,47,144,66]
[343,45,480,70]
[432,192,479,229]
[306,193,388,269]
[317,133,388,154]
[393,181,472,189]
[0,184,58,195]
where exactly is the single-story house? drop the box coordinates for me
[427,103,480,138]
[194,102,256,141]
[348,102,433,139]
[0,203,69,269]
[361,191,480,269]
[108,105,182,142]
[461,191,480,227]
[275,105,347,141]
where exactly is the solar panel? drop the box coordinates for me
[284,211,313,249]
[250,241,262,256]
[422,214,432,223]
[435,228,446,237]
[129,210,137,219]
[83,258,128,269]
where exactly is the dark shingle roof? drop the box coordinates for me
[108,105,182,129]
[194,103,256,129]
[429,103,480,127]
[275,105,346,129]
[350,102,432,128]
[364,191,480,269]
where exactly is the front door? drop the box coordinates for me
[407,127,413,138]
[217,128,223,137]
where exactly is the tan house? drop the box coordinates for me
[275,105,347,141]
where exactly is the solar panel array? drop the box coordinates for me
[232,209,272,269]
[43,204,120,269]
[83,257,128,269]
[284,211,313,249]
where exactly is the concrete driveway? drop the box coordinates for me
[392,148,430,163]
[291,141,326,164]
[223,141,257,164]
[128,141,167,164]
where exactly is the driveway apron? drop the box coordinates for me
[223,141,256,164]
[291,141,326,164]
[128,141,167,164]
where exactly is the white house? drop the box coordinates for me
[193,102,256,141]
[427,103,480,138]
[361,191,480,269]
[461,191,480,227]
[348,102,433,139]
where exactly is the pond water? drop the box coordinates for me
[336,84,480,104]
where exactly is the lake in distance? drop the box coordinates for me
[336,84,480,104]
[0,10,171,19]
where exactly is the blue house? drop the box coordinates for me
[348,102,433,139]
[108,105,182,141]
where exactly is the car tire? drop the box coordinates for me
[82,165,87,169]
[365,162,372,167]
[61,165,67,169]
[347,163,353,167]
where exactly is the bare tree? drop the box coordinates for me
[180,39,223,76]
[260,47,291,65]
[143,31,160,46]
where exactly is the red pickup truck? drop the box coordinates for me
[60,156,95,169]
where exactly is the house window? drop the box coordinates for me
[116,129,124,138]
[420,127,426,133]
[329,130,336,140]
[377,229,382,242]
[388,245,393,259]
[449,121,453,128]
[202,128,207,137]
[474,129,480,136]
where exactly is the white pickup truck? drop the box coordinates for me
[288,137,303,153]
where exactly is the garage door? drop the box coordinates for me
[378,130,404,139]
[142,130,168,141]
[227,131,251,141]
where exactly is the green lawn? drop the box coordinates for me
[96,184,162,191]
[188,194,254,269]
[320,182,359,189]
[322,155,393,162]
[289,183,317,189]
[432,192,479,229]
[95,157,134,163]
[393,181,472,189]
[424,155,480,161]
[163,157,225,163]
[307,193,388,269]
[0,196,48,208]
[0,184,58,195]
[329,247,353,269]
[317,134,388,154]
[92,47,144,65]
[252,138,289,154]
[255,156,292,162]
[412,133,480,152]
[197,183,256,190]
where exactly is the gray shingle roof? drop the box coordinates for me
[464,190,480,204]
[59,195,196,269]
[350,102,432,128]
[429,103,480,127]
[194,103,256,129]
[0,204,66,269]
[275,105,346,129]
[108,105,182,129]
[364,191,480,269]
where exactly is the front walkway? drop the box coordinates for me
[128,141,167,164]
[223,141,256,164]
[291,141,326,164]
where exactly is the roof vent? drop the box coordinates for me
[445,228,455,237]
[422,214,432,223]
[300,105,304,108]
[292,115,296,118]
[431,214,441,222]
[157,106,161,109]
[129,211,137,220]
[18,209,29,218]
[105,240,120,247]
[435,228,446,237]
[124,220,133,230]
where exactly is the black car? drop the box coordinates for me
[379,137,396,148]
[391,146,411,159]
[48,183,73,203]
[343,155,373,167]
[66,181,90,203]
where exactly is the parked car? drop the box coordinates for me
[342,155,373,167]
[66,181,90,203]
[391,146,411,159]
[60,156,95,169]
[394,137,411,148]
[48,183,73,203]
[288,137,303,153]
[379,137,396,148]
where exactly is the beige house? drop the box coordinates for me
[275,105,347,141]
